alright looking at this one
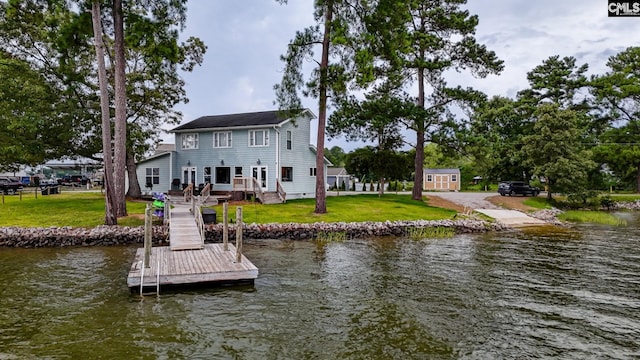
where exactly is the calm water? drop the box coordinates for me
[1,217,639,359]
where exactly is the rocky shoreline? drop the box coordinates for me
[2,201,637,248]
[0,218,509,248]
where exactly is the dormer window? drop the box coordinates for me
[181,133,199,149]
[249,129,269,147]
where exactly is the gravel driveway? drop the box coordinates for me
[427,192,500,210]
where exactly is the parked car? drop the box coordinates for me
[498,181,540,197]
[0,177,24,195]
[58,174,92,186]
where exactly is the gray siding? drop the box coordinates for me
[169,112,319,198]
[136,153,172,194]
[278,116,318,198]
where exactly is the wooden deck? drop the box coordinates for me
[127,198,258,291]
[127,243,258,289]
[169,204,204,250]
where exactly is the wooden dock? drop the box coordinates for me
[169,204,204,250]
[126,243,258,289]
[127,199,258,291]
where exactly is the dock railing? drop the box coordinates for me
[191,195,206,247]
[144,204,152,268]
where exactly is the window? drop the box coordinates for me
[235,167,243,177]
[452,174,457,182]
[286,130,292,150]
[181,133,198,149]
[427,174,433,182]
[249,129,269,147]
[215,167,231,184]
[145,167,159,187]
[213,131,232,148]
[204,167,212,184]
[309,167,317,176]
[282,167,293,182]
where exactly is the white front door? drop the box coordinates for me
[435,175,449,190]
[182,166,197,186]
[251,166,268,191]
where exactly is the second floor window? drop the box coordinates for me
[249,129,269,147]
[286,130,292,150]
[181,133,198,149]
[213,131,232,148]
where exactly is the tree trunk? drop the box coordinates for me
[126,150,142,198]
[636,165,640,193]
[412,64,425,201]
[91,0,117,226]
[113,0,127,216]
[314,1,333,214]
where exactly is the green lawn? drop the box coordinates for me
[209,194,456,224]
[0,191,455,228]
[0,190,147,227]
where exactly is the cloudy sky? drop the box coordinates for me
[168,0,640,151]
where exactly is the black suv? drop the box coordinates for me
[498,181,540,197]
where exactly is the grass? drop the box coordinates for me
[523,197,553,209]
[407,226,455,240]
[605,194,640,202]
[1,191,454,228]
[0,190,148,227]
[212,194,456,224]
[558,210,627,226]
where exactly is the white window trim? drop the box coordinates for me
[213,131,232,148]
[181,133,199,150]
[249,129,269,147]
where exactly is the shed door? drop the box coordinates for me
[434,175,449,190]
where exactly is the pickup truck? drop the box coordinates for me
[0,177,24,195]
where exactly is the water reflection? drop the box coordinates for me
[0,218,639,359]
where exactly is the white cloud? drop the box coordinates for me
[168,0,640,151]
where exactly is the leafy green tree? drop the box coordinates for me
[324,146,347,167]
[344,146,411,195]
[356,0,503,201]
[1,0,205,221]
[522,104,595,199]
[0,53,76,171]
[275,0,363,213]
[592,47,640,192]
[467,96,533,181]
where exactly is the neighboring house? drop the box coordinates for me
[423,168,460,191]
[326,167,351,190]
[135,109,329,203]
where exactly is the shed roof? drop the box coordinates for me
[424,168,460,174]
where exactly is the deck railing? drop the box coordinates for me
[232,177,265,202]
[183,183,194,202]
[200,183,211,203]
[276,179,286,203]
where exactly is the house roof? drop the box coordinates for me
[327,167,349,176]
[170,109,311,132]
[154,143,175,155]
[424,168,460,174]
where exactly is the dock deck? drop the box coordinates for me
[127,243,258,289]
[127,199,258,291]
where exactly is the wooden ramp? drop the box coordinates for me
[127,243,258,289]
[169,203,204,250]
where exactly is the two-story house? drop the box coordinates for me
[135,109,329,203]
